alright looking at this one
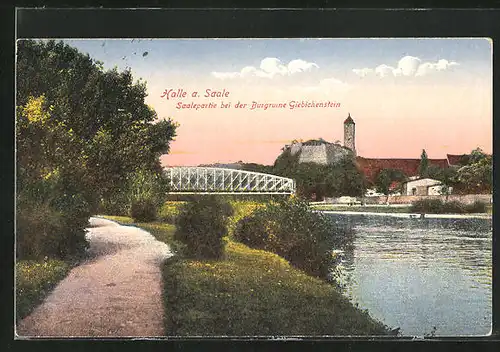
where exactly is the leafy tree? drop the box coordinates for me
[16,96,90,259]
[16,40,178,259]
[425,148,491,195]
[418,149,429,177]
[273,148,365,201]
[16,39,177,210]
[273,148,301,178]
[374,169,407,203]
[468,148,489,164]
[293,163,333,201]
[426,165,458,201]
[455,149,492,194]
[337,157,366,197]
[240,163,274,174]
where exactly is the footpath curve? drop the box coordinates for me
[16,217,173,338]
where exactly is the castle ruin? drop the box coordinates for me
[285,113,356,165]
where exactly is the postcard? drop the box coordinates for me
[14,37,492,339]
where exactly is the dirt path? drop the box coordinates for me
[16,217,174,338]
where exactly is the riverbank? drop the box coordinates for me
[310,203,492,217]
[310,204,413,213]
[316,210,492,219]
[103,215,390,336]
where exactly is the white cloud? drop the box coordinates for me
[397,56,421,76]
[375,64,395,78]
[288,59,319,74]
[353,55,459,78]
[241,66,257,76]
[352,68,373,77]
[212,57,319,80]
[259,58,287,76]
[415,59,459,76]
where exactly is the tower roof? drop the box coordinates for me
[344,113,355,124]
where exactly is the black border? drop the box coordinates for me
[2,6,500,352]
[13,8,500,38]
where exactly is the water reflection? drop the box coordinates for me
[328,214,492,336]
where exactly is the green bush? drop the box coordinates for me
[234,197,351,280]
[227,200,264,236]
[442,201,467,214]
[465,200,487,213]
[98,192,130,216]
[233,214,270,248]
[98,170,168,217]
[56,197,90,259]
[16,177,90,260]
[16,95,92,261]
[410,198,488,214]
[16,202,65,260]
[410,199,444,213]
[174,196,234,260]
[130,198,157,222]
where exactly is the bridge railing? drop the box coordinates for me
[164,167,296,194]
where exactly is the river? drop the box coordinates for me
[326,213,492,337]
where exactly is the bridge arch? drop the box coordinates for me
[164,167,296,194]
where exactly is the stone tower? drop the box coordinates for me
[343,113,356,155]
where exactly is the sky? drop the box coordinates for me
[61,38,492,166]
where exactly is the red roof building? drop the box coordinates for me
[356,157,449,183]
[446,154,467,166]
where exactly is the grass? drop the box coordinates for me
[99,215,135,224]
[103,212,390,336]
[16,259,71,321]
[163,241,388,336]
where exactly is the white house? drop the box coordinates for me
[402,178,451,196]
[428,184,452,196]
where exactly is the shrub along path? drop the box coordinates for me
[16,217,173,337]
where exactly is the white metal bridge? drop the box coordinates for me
[164,167,296,194]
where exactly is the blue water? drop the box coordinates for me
[327,214,492,337]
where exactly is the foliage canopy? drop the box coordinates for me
[273,148,365,200]
[16,39,177,259]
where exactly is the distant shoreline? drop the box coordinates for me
[315,210,492,219]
